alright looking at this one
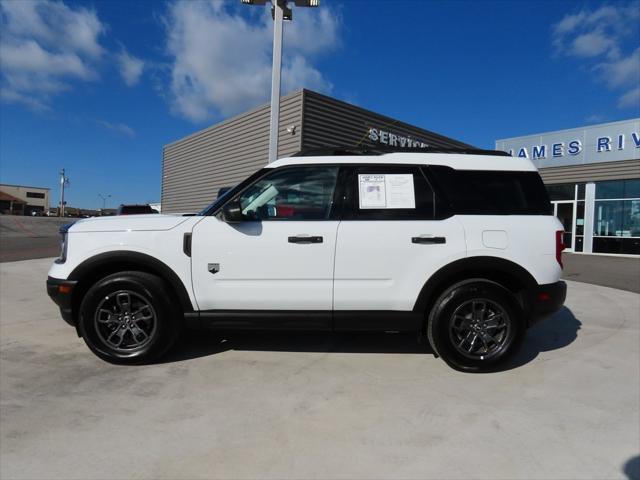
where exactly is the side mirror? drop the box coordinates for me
[222,198,244,223]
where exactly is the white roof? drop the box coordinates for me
[268,152,537,172]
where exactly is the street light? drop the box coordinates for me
[98,193,111,210]
[241,0,320,163]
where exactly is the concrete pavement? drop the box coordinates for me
[563,252,640,294]
[0,216,69,262]
[0,258,639,479]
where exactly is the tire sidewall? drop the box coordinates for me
[428,280,525,372]
[78,272,179,364]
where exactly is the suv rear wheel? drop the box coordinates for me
[78,271,181,364]
[427,280,525,372]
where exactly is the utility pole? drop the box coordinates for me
[59,169,69,217]
[98,193,111,211]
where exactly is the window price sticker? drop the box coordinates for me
[358,174,415,209]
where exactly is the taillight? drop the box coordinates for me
[556,230,566,268]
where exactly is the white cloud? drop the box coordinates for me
[585,113,605,123]
[571,32,618,58]
[117,49,145,86]
[618,86,640,109]
[96,120,136,138]
[0,0,105,109]
[164,1,340,122]
[552,3,640,110]
[595,47,640,89]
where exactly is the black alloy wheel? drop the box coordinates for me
[78,271,181,364]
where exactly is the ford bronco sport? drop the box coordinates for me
[47,149,566,372]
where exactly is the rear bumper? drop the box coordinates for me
[46,277,77,326]
[523,280,567,326]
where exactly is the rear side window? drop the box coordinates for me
[343,165,435,220]
[428,166,552,215]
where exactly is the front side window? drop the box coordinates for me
[237,166,339,221]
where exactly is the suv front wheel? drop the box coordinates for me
[427,280,525,372]
[78,271,181,364]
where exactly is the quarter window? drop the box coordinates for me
[429,166,552,215]
[237,166,339,221]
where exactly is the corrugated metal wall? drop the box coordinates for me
[540,159,640,184]
[162,90,303,213]
[301,90,472,151]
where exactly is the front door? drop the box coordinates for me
[191,165,340,312]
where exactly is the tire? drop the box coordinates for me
[427,280,525,372]
[78,271,182,364]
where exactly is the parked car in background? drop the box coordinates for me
[117,204,159,215]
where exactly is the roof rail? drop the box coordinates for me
[291,146,381,157]
[292,145,511,157]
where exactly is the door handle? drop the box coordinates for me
[412,236,446,244]
[288,235,323,244]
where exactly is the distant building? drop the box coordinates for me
[0,184,50,215]
[0,191,27,215]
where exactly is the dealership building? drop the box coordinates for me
[497,118,640,255]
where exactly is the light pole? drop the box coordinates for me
[59,169,69,217]
[98,194,111,211]
[241,0,320,163]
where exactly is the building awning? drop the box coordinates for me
[0,191,26,204]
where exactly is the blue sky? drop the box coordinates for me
[1,0,639,210]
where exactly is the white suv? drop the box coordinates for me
[47,150,567,372]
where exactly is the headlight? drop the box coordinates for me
[55,223,74,264]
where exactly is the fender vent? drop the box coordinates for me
[183,233,192,257]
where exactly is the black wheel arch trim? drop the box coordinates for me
[68,251,194,315]
[413,256,538,315]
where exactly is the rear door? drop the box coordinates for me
[333,164,466,314]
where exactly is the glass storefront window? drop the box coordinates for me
[547,179,640,255]
[594,200,640,237]
[575,201,585,236]
[596,180,624,199]
[624,179,640,198]
[626,200,640,237]
[596,179,640,199]
[546,184,575,201]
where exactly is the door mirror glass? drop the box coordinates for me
[222,198,244,223]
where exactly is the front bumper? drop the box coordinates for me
[522,280,567,326]
[46,277,78,326]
